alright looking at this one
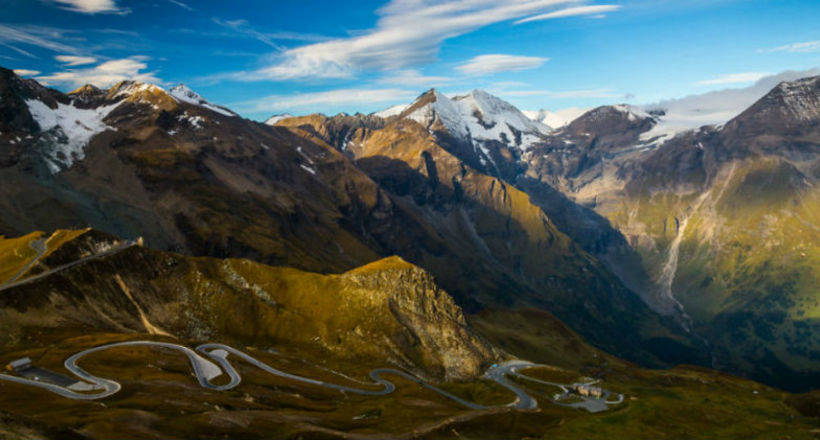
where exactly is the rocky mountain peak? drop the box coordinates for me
[69,84,102,96]
[762,76,819,121]
[400,87,549,155]
[723,75,820,138]
[566,104,656,138]
[168,83,237,116]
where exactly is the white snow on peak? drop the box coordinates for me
[169,84,236,117]
[611,104,652,122]
[264,113,294,125]
[26,99,121,173]
[374,104,407,118]
[405,89,549,152]
[113,81,166,98]
[523,107,588,129]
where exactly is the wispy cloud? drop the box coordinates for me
[456,54,547,75]
[758,40,820,54]
[696,72,770,86]
[236,0,579,81]
[212,18,329,51]
[167,0,193,11]
[233,88,417,113]
[36,56,160,88]
[13,69,41,76]
[55,55,97,65]
[515,5,621,24]
[48,0,130,14]
[0,23,83,56]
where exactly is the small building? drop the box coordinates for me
[574,384,604,399]
[6,357,32,372]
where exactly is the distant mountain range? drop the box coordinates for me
[0,65,817,392]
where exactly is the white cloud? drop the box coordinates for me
[167,0,193,11]
[36,56,160,88]
[515,5,621,24]
[13,69,41,76]
[376,69,451,86]
[642,68,820,139]
[212,18,329,49]
[696,72,770,86]
[234,88,418,113]
[48,0,129,14]
[759,40,820,54]
[241,0,578,81]
[55,55,97,66]
[0,24,82,56]
[456,54,548,75]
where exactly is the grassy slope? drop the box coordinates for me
[608,157,819,390]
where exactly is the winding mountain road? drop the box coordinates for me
[0,341,548,410]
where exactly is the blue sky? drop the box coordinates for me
[1,0,818,120]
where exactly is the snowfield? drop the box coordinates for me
[25,99,121,173]
[405,89,551,154]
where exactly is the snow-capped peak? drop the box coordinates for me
[404,88,549,152]
[169,84,203,104]
[169,84,236,117]
[265,113,294,125]
[110,80,166,98]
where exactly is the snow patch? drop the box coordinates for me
[169,84,236,117]
[374,104,407,118]
[178,112,204,129]
[264,113,293,125]
[26,99,121,173]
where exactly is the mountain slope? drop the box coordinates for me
[283,105,705,368]
[0,228,497,379]
[0,67,701,371]
[525,76,820,391]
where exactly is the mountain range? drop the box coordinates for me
[0,65,817,438]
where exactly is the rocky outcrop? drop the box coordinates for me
[0,230,496,379]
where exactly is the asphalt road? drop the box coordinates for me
[0,240,137,292]
[0,341,549,410]
[0,238,47,289]
[510,365,625,413]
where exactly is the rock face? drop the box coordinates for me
[342,257,496,378]
[0,229,496,379]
